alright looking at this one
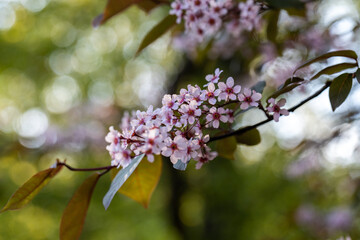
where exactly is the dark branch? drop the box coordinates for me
[57,162,116,172]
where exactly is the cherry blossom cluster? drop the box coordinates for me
[170,0,262,43]
[105,68,289,170]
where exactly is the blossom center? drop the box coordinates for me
[226,88,233,94]
[170,143,178,151]
[213,112,221,120]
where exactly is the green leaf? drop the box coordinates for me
[266,10,280,43]
[103,154,145,210]
[216,136,237,160]
[60,173,101,240]
[310,63,358,80]
[281,77,304,89]
[355,68,360,84]
[329,73,353,111]
[293,50,358,75]
[1,162,63,213]
[136,14,177,55]
[266,82,301,101]
[285,8,306,17]
[251,81,266,93]
[115,155,162,208]
[235,128,261,146]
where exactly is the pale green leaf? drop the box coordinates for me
[103,154,145,210]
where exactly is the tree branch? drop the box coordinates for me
[209,81,332,142]
[57,161,116,172]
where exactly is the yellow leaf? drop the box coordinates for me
[111,155,162,208]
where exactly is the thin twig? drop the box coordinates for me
[57,162,116,172]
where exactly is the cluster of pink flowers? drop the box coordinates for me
[170,0,262,43]
[105,68,289,170]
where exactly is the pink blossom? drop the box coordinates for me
[267,98,289,122]
[225,109,234,123]
[131,110,149,132]
[203,14,222,35]
[145,105,162,128]
[209,0,228,16]
[179,100,202,125]
[194,134,210,148]
[218,77,241,101]
[105,126,120,146]
[105,126,121,159]
[188,0,207,10]
[162,94,180,110]
[120,127,135,149]
[170,0,187,24]
[195,148,217,169]
[187,84,205,104]
[162,135,188,164]
[201,82,221,105]
[105,69,268,170]
[182,139,201,162]
[177,88,188,104]
[205,68,223,86]
[238,88,262,110]
[239,0,261,31]
[162,109,181,131]
[226,19,243,37]
[206,107,228,128]
[141,128,163,162]
[113,149,132,168]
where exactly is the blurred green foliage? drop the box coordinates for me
[0,0,359,239]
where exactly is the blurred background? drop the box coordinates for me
[0,0,360,239]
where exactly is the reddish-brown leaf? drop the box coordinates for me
[93,0,167,27]
[60,173,101,240]
[1,162,63,213]
[136,14,177,55]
